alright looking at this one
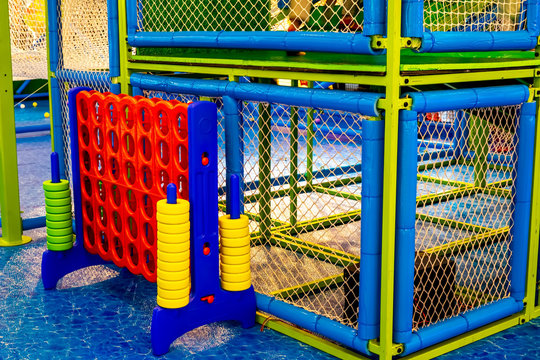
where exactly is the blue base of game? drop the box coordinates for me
[151,286,256,356]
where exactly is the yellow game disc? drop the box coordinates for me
[157,277,190,291]
[220,270,251,283]
[220,244,250,256]
[156,199,189,215]
[157,258,189,273]
[157,249,190,263]
[157,268,190,281]
[157,295,189,309]
[221,279,251,291]
[220,253,250,265]
[157,222,190,234]
[219,226,250,238]
[220,235,251,248]
[219,214,249,229]
[157,230,190,244]
[157,287,191,300]
[220,262,251,274]
[157,240,190,253]
[156,212,190,225]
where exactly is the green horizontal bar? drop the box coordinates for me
[423,227,510,256]
[270,273,344,301]
[317,175,363,189]
[416,185,476,208]
[416,212,493,234]
[270,232,359,267]
[255,312,369,360]
[418,158,457,172]
[275,209,362,236]
[313,186,363,202]
[417,173,470,188]
[480,186,512,199]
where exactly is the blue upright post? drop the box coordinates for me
[223,95,244,215]
[510,101,536,301]
[358,118,384,340]
[393,110,418,343]
[151,101,256,355]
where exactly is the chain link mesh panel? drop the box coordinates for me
[424,0,526,32]
[241,101,365,327]
[137,0,364,33]
[413,105,519,331]
[9,0,48,79]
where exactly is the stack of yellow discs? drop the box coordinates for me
[43,180,73,251]
[156,199,191,309]
[219,214,251,291]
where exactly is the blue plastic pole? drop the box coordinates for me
[130,74,383,117]
[363,0,386,36]
[46,0,59,71]
[408,85,530,113]
[256,293,371,355]
[15,123,50,134]
[527,0,540,35]
[55,69,111,87]
[126,0,137,38]
[419,31,537,53]
[393,110,418,344]
[68,87,92,242]
[401,0,423,38]
[50,77,65,178]
[509,101,536,301]
[402,298,523,355]
[15,80,31,95]
[229,175,240,220]
[107,0,120,78]
[51,152,60,183]
[128,31,379,55]
[223,95,244,216]
[13,92,48,100]
[166,183,177,204]
[0,216,46,230]
[358,119,384,340]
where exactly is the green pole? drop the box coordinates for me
[470,114,489,188]
[290,80,299,228]
[305,81,315,189]
[0,0,31,246]
[525,68,540,316]
[379,0,404,357]
[259,102,272,242]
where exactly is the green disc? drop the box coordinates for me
[47,227,73,237]
[45,204,72,214]
[46,212,72,222]
[45,197,72,207]
[47,234,74,244]
[47,242,74,251]
[45,189,71,200]
[46,219,73,229]
[43,179,70,192]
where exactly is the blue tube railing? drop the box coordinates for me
[408,85,530,113]
[402,298,523,355]
[0,216,46,230]
[510,101,536,301]
[393,110,418,344]
[223,95,245,215]
[256,293,371,355]
[358,119,384,341]
[130,74,383,117]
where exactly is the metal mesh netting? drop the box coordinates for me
[58,0,109,71]
[424,0,526,32]
[54,0,110,179]
[241,102,365,327]
[9,0,48,79]
[413,106,519,330]
[136,0,364,33]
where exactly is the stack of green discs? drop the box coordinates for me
[43,179,74,251]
